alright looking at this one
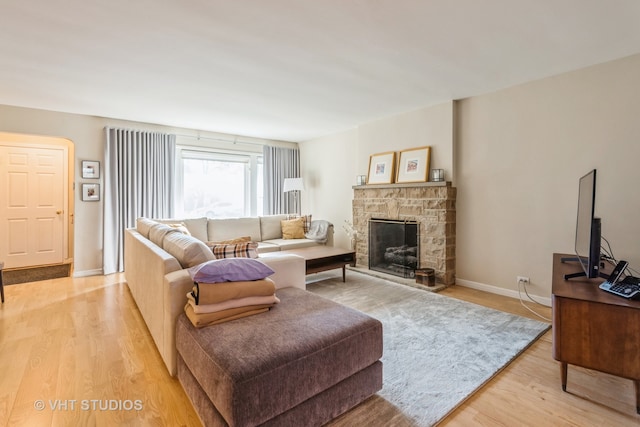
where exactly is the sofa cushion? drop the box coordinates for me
[180,217,208,241]
[260,214,287,240]
[263,238,320,250]
[136,217,158,239]
[208,217,262,242]
[256,241,281,253]
[162,232,216,268]
[210,241,259,259]
[166,223,191,235]
[155,217,208,241]
[281,217,305,239]
[207,236,251,245]
[188,258,275,283]
[149,223,179,246]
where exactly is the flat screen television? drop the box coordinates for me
[564,169,604,280]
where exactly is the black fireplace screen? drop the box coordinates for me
[368,219,419,278]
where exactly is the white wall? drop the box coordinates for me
[301,54,640,301]
[300,101,454,250]
[357,102,454,182]
[299,128,358,249]
[455,53,640,299]
[0,105,293,276]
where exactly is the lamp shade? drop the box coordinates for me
[283,177,305,192]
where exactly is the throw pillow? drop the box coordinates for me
[148,223,178,246]
[281,217,305,239]
[166,223,191,235]
[136,217,158,238]
[210,241,259,259]
[286,214,312,233]
[207,236,251,245]
[188,258,275,283]
[163,232,216,268]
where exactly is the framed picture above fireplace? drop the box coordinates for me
[396,146,431,183]
[367,151,396,184]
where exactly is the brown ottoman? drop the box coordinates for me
[176,287,383,427]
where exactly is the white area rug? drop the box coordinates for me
[307,271,550,426]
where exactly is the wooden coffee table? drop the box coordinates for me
[279,246,356,282]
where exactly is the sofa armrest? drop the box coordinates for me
[163,269,195,376]
[259,253,306,290]
[125,228,183,376]
[125,229,182,300]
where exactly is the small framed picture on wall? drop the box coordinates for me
[82,183,100,202]
[82,160,100,179]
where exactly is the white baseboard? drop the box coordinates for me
[73,268,104,278]
[455,278,552,307]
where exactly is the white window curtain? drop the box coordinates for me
[262,146,300,215]
[103,127,176,274]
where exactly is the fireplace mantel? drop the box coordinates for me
[352,182,456,286]
[352,181,451,190]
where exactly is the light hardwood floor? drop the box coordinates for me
[0,273,638,426]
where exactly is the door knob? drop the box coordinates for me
[56,210,63,215]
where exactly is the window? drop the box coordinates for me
[176,148,263,218]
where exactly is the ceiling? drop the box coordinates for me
[2,1,640,142]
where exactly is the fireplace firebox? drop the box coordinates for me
[368,219,419,278]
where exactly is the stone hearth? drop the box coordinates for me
[352,182,456,286]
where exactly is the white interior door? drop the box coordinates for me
[0,145,65,268]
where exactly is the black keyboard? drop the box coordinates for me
[600,277,640,299]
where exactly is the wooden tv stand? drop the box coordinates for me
[552,253,640,414]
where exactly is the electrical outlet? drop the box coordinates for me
[517,276,530,285]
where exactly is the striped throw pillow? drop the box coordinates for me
[211,241,259,259]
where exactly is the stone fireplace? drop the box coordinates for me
[352,182,456,286]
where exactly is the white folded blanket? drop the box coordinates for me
[305,220,332,243]
[186,293,280,314]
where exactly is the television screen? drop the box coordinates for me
[574,169,601,278]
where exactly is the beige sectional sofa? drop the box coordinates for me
[124,216,383,426]
[155,214,333,252]
[124,216,311,376]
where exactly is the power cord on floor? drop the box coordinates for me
[517,278,551,322]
